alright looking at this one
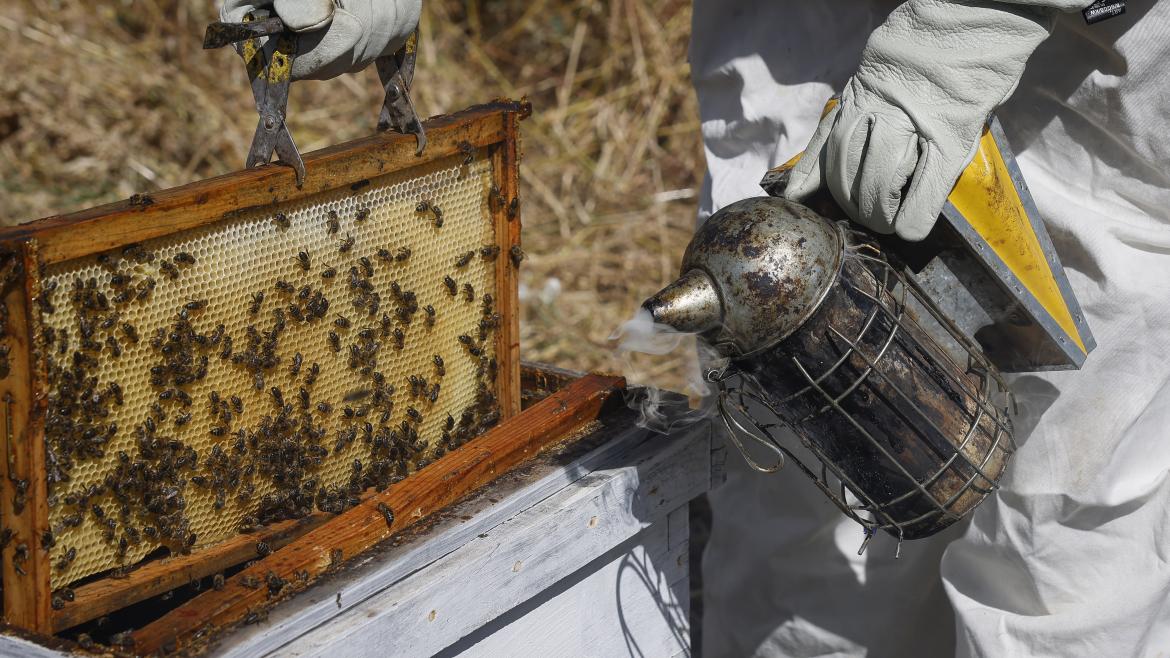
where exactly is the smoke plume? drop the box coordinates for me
[609,308,725,434]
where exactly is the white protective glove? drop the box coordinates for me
[220,0,422,81]
[784,0,1092,241]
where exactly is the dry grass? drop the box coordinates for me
[0,0,702,390]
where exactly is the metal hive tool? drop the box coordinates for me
[0,102,526,633]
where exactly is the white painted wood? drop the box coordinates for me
[0,635,73,658]
[452,515,690,658]
[275,424,708,657]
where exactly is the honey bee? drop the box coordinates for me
[298,251,312,271]
[480,244,501,260]
[424,305,436,327]
[175,252,197,265]
[455,251,475,268]
[355,207,370,222]
[443,276,457,296]
[359,256,373,277]
[185,299,207,311]
[321,266,337,279]
[510,244,526,267]
[326,210,340,234]
[274,212,291,229]
[159,260,180,279]
[433,355,445,376]
[334,315,351,329]
[55,547,77,571]
[457,140,476,165]
[462,283,475,302]
[290,352,303,376]
[339,234,355,253]
[395,247,411,262]
[376,501,395,528]
[328,331,341,352]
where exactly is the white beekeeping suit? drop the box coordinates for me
[691,1,1170,656]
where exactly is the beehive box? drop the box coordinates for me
[0,102,526,634]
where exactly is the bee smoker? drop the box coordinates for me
[642,116,1097,547]
[643,196,1016,545]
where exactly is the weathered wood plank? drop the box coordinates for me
[0,630,79,658]
[51,512,334,632]
[131,374,625,654]
[263,418,708,657]
[0,102,530,265]
[0,242,52,633]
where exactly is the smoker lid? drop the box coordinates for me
[680,196,843,358]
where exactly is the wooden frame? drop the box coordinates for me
[0,101,532,638]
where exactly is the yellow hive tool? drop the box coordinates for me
[761,112,1094,372]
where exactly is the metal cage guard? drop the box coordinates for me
[709,228,1016,554]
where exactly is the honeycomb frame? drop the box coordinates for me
[0,101,527,633]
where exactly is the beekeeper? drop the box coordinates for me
[691,1,1170,656]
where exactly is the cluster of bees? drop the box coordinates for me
[17,189,516,589]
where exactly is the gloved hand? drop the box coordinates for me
[220,0,421,81]
[784,0,1091,241]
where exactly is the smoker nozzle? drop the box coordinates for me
[641,269,722,335]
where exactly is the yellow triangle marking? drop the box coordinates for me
[949,128,1086,353]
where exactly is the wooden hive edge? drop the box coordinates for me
[1,242,52,633]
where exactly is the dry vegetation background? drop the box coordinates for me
[0,0,702,389]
